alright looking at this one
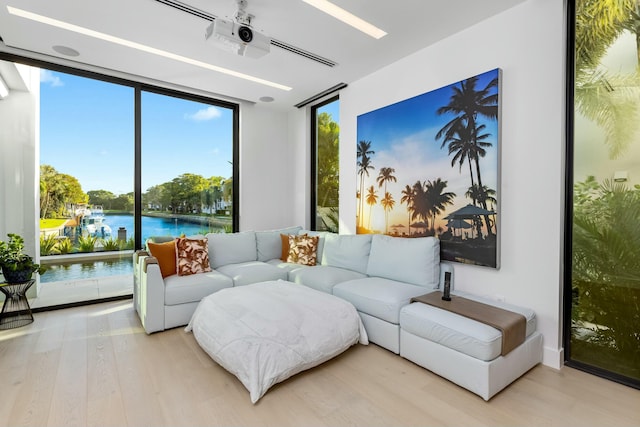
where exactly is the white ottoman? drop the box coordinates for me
[399,292,543,400]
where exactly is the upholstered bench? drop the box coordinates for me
[399,291,543,400]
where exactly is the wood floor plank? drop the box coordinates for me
[0,314,50,427]
[1,300,639,427]
[47,306,89,427]
[107,303,167,427]
[86,303,128,427]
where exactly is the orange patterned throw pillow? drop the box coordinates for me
[287,234,319,266]
[147,239,177,278]
[176,237,212,276]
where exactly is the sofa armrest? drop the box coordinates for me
[138,255,167,334]
[143,256,159,273]
[132,250,149,315]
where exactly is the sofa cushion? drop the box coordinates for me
[255,226,302,261]
[321,233,372,274]
[333,277,428,324]
[289,265,366,294]
[399,293,537,361]
[366,235,440,288]
[164,270,233,306]
[265,259,309,275]
[147,239,177,278]
[176,237,212,276]
[216,261,288,286]
[207,231,257,269]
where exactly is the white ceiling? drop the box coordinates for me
[0,0,525,110]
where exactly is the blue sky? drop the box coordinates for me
[39,70,234,196]
[356,68,500,233]
[318,98,339,122]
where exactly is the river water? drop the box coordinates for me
[41,214,228,283]
[104,213,226,242]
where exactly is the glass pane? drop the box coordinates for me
[315,99,339,232]
[571,0,640,383]
[141,91,234,241]
[39,70,135,305]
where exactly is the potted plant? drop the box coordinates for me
[0,233,44,283]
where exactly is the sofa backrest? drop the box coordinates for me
[255,226,302,261]
[321,233,372,274]
[297,229,330,261]
[366,234,440,288]
[207,231,257,269]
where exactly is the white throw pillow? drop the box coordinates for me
[366,234,440,288]
[207,231,257,269]
[321,233,372,274]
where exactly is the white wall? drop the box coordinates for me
[239,103,297,231]
[0,64,41,296]
[336,0,566,368]
[288,107,310,229]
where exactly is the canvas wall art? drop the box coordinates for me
[356,68,501,268]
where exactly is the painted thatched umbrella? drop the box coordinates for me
[445,204,495,218]
[445,204,496,238]
[446,218,472,238]
[390,223,405,235]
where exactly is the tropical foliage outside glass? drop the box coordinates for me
[570,0,640,384]
[314,99,339,233]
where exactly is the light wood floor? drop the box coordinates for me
[0,300,638,427]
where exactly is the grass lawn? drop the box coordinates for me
[40,218,68,229]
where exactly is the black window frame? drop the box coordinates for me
[310,95,339,231]
[563,0,640,390]
[0,50,239,287]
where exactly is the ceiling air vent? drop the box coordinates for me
[270,39,336,67]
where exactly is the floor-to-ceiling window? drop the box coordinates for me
[2,55,238,309]
[140,89,235,240]
[566,0,640,388]
[311,96,339,232]
[38,69,136,307]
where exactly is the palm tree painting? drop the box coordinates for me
[356,68,501,268]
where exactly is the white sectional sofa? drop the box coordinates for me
[133,226,542,400]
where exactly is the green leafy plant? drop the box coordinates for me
[123,237,135,250]
[40,233,59,256]
[77,234,98,253]
[572,177,640,378]
[101,237,122,251]
[56,237,73,254]
[0,233,44,277]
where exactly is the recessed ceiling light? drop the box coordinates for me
[52,45,79,57]
[7,6,292,91]
[259,96,274,102]
[302,0,387,39]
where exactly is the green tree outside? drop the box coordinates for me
[317,112,340,232]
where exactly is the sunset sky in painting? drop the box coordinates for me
[357,68,500,235]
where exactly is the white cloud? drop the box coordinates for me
[185,106,222,121]
[40,69,64,87]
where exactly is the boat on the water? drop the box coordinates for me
[78,205,112,237]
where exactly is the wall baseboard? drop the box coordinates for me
[543,346,564,370]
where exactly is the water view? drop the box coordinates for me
[104,213,227,242]
[41,213,229,283]
[42,257,133,283]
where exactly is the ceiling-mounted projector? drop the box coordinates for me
[205,18,271,59]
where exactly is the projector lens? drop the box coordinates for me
[238,26,253,43]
